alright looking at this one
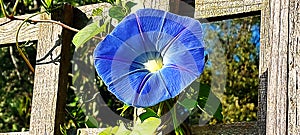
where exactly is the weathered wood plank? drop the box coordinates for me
[29,13,63,135]
[258,0,270,134]
[195,0,263,18]
[0,132,29,135]
[265,0,289,134]
[29,5,73,135]
[288,0,300,134]
[77,128,105,135]
[127,0,170,12]
[190,122,258,135]
[0,14,40,45]
[259,0,270,74]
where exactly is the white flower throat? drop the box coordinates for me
[144,58,163,73]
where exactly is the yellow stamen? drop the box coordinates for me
[144,59,163,73]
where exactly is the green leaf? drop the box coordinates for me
[109,6,126,22]
[115,122,131,135]
[41,0,52,8]
[60,125,67,135]
[67,102,77,107]
[111,126,119,134]
[139,108,158,122]
[213,103,223,121]
[45,0,52,7]
[92,8,103,16]
[197,84,211,108]
[125,1,137,13]
[178,98,197,113]
[196,84,223,121]
[98,124,126,135]
[99,127,113,135]
[85,116,99,128]
[72,21,107,48]
[130,117,161,135]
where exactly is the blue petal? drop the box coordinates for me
[133,72,172,107]
[94,8,205,107]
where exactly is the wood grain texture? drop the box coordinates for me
[258,0,269,135]
[259,0,270,74]
[141,0,170,10]
[29,12,62,135]
[0,132,28,135]
[0,14,40,45]
[77,128,105,135]
[288,0,300,134]
[127,0,170,13]
[195,0,263,18]
[190,122,258,134]
[264,0,299,135]
[29,5,73,135]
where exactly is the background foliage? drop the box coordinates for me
[0,0,259,133]
[0,44,35,132]
[193,16,260,124]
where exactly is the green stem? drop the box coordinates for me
[157,102,164,117]
[0,0,8,17]
[133,107,137,126]
[15,12,42,73]
[11,0,18,16]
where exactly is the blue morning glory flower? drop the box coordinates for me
[94,8,205,107]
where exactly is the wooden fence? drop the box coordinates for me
[0,0,299,134]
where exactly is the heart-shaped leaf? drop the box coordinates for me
[72,21,107,48]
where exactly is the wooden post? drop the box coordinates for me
[29,4,73,135]
[266,0,289,133]
[265,0,300,134]
[287,0,300,134]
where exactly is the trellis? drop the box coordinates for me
[0,0,298,134]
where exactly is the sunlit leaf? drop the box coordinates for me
[67,102,77,107]
[72,21,107,48]
[92,8,103,16]
[130,117,161,135]
[115,122,131,135]
[41,0,52,8]
[99,126,119,135]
